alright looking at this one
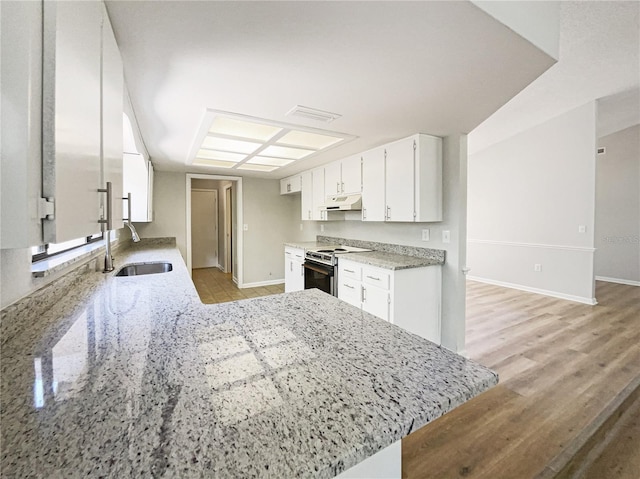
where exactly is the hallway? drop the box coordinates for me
[192,267,284,304]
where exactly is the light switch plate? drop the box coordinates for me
[243,224,248,231]
[442,230,450,243]
[578,225,586,233]
[421,229,430,241]
[320,224,325,232]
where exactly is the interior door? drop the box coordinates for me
[191,189,218,269]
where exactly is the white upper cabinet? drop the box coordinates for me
[1,1,43,248]
[385,134,442,223]
[324,161,342,197]
[324,156,362,198]
[384,137,415,222]
[311,168,327,221]
[361,146,386,222]
[123,153,154,222]
[42,0,104,243]
[280,174,302,195]
[341,155,362,195]
[40,1,125,244]
[300,170,313,221]
[101,5,124,231]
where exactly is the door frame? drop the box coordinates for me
[224,184,233,274]
[190,188,218,270]
[186,174,243,288]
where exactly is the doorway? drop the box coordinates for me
[191,188,218,269]
[186,174,243,287]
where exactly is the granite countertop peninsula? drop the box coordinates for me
[1,240,496,478]
[342,250,443,270]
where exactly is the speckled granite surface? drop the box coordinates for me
[2,242,496,478]
[285,237,445,270]
[341,250,443,270]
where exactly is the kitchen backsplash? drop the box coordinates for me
[317,235,446,262]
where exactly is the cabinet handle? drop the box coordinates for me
[361,286,366,302]
[336,181,340,193]
[341,181,344,193]
[287,183,291,192]
[98,181,113,230]
[386,205,390,220]
[366,275,380,281]
[344,269,355,273]
[290,262,293,272]
[301,264,304,276]
[344,284,354,289]
[363,207,366,220]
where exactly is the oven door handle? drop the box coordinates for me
[303,262,333,275]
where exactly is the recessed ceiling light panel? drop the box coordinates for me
[260,145,314,160]
[187,110,356,173]
[248,157,294,167]
[209,117,282,142]
[196,149,246,162]
[278,130,343,150]
[202,136,262,154]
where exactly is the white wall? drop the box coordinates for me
[595,124,640,285]
[135,171,187,258]
[467,102,597,304]
[289,134,469,354]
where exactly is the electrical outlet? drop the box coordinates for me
[534,264,542,272]
[578,225,586,233]
[243,224,248,231]
[421,229,430,241]
[320,224,325,232]
[442,230,450,243]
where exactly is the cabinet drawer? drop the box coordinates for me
[339,260,361,280]
[285,246,304,260]
[362,266,390,290]
[338,277,361,308]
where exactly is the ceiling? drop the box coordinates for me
[469,1,640,154]
[106,1,555,178]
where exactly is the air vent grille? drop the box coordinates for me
[597,147,606,155]
[286,105,341,123]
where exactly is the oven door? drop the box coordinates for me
[304,260,335,296]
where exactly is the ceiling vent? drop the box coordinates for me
[597,147,606,155]
[286,105,341,123]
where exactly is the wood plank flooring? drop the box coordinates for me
[402,280,640,479]
[192,267,284,304]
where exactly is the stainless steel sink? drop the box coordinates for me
[115,262,173,277]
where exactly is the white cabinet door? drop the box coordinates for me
[101,5,123,231]
[324,161,342,198]
[361,147,386,222]
[384,137,415,222]
[414,134,443,222]
[42,0,103,243]
[311,168,325,221]
[301,170,313,221]
[123,153,152,222]
[281,175,302,195]
[362,284,390,322]
[341,155,362,195]
[284,246,305,292]
[280,178,290,195]
[339,277,362,308]
[1,1,43,248]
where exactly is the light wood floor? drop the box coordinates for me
[403,280,640,479]
[192,267,284,304]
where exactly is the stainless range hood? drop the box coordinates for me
[322,194,362,211]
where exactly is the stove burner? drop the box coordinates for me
[317,249,334,253]
[334,248,347,252]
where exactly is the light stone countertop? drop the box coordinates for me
[338,250,443,270]
[1,241,497,478]
[284,241,331,250]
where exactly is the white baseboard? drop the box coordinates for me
[595,276,640,287]
[217,264,225,272]
[240,279,285,289]
[467,276,598,305]
[232,276,238,285]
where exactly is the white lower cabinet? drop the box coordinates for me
[338,258,442,345]
[284,246,305,292]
